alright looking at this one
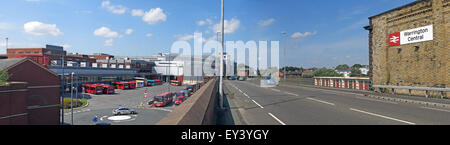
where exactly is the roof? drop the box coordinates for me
[157,92,172,96]
[0,58,27,71]
[368,0,428,19]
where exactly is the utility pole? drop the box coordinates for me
[281,32,287,80]
[5,38,8,49]
[219,0,225,109]
[70,72,74,125]
[60,55,65,125]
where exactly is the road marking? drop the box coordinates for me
[420,107,450,113]
[306,97,335,106]
[268,113,286,125]
[355,96,398,104]
[349,108,416,125]
[285,92,299,96]
[271,89,281,92]
[242,92,250,98]
[252,100,264,109]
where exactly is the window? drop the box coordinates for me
[34,51,40,54]
[18,51,24,54]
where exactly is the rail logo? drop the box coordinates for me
[389,32,400,46]
[388,25,433,47]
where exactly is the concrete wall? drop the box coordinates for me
[369,0,449,97]
[156,78,218,125]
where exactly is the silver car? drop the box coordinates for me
[112,107,137,115]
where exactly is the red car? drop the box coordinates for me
[153,92,173,107]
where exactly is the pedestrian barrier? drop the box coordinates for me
[373,85,449,98]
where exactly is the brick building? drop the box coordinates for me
[0,58,61,125]
[364,0,449,96]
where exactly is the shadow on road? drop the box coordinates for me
[216,90,235,125]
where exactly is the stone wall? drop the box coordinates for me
[369,0,449,97]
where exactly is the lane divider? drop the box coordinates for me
[252,100,264,109]
[349,108,416,125]
[306,97,336,106]
[268,113,286,125]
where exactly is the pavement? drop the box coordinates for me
[62,83,187,125]
[223,79,450,125]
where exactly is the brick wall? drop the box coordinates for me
[369,0,449,97]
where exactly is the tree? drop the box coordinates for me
[313,68,343,77]
[335,64,349,70]
[350,68,362,77]
[352,64,363,69]
[0,69,9,85]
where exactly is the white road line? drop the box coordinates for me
[271,89,281,92]
[285,92,299,96]
[242,92,250,98]
[252,100,264,109]
[268,113,286,125]
[349,108,416,125]
[355,96,398,104]
[421,107,450,113]
[306,97,335,106]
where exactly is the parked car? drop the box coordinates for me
[238,76,247,81]
[112,107,137,115]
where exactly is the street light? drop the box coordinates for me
[281,32,287,80]
[70,72,74,125]
[219,0,225,109]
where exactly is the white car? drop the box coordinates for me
[112,107,137,115]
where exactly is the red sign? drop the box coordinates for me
[389,32,401,46]
[144,94,147,98]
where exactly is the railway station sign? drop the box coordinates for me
[389,25,433,46]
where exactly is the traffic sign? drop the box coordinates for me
[92,116,98,123]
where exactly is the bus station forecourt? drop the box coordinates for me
[62,80,202,125]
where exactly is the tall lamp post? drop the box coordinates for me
[219,0,225,109]
[60,55,65,125]
[70,72,74,125]
[281,32,287,80]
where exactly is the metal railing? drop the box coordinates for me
[373,85,450,98]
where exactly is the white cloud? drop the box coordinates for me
[146,33,153,37]
[0,22,14,30]
[291,31,317,39]
[142,8,167,25]
[104,39,114,46]
[258,18,275,27]
[94,27,120,38]
[24,21,62,36]
[174,34,194,41]
[212,18,240,34]
[101,0,127,15]
[131,9,145,17]
[62,44,72,49]
[197,18,213,26]
[125,29,133,35]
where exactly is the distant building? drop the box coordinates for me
[336,69,351,78]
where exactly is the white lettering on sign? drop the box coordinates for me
[400,25,433,45]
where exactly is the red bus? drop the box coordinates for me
[174,91,186,105]
[153,92,173,107]
[170,80,182,86]
[114,82,130,90]
[84,84,104,95]
[99,84,115,94]
[128,81,137,89]
[152,79,162,85]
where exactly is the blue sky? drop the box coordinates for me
[0,0,416,68]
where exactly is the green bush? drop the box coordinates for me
[313,68,343,77]
[0,69,9,86]
[61,98,87,109]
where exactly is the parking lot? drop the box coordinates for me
[62,83,187,125]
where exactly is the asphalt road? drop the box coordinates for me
[62,83,187,125]
[224,79,450,125]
